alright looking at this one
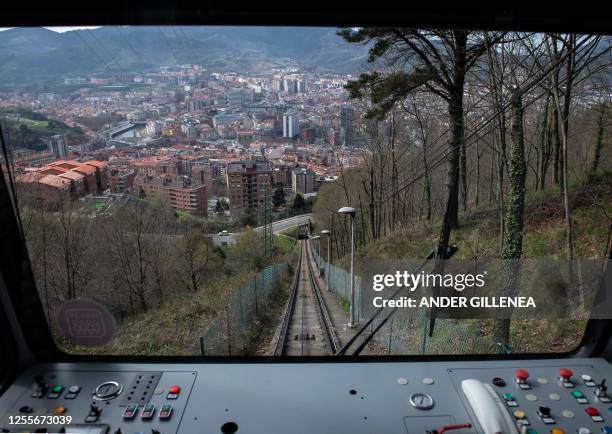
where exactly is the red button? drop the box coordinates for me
[169,385,180,394]
[559,368,573,379]
[586,407,599,416]
[516,369,529,380]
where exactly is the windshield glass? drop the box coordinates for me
[0,26,610,356]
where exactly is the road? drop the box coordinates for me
[211,214,311,245]
[254,213,311,235]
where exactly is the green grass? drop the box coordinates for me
[62,273,250,356]
[175,210,194,218]
[5,117,74,134]
[274,234,296,254]
[85,198,107,211]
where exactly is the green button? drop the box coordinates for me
[527,429,538,434]
[571,390,584,398]
[52,385,63,393]
[503,393,514,400]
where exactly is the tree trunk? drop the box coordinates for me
[475,138,481,208]
[439,31,467,251]
[589,101,606,178]
[493,86,527,352]
[423,142,432,222]
[538,94,551,190]
[460,137,468,212]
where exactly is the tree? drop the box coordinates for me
[339,28,502,249]
[237,208,257,227]
[291,193,306,210]
[272,184,286,208]
[105,202,160,312]
[215,198,229,214]
[176,228,220,292]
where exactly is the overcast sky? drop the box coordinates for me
[0,27,101,32]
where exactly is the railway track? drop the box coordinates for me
[273,240,340,356]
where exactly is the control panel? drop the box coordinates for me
[0,369,195,433]
[0,358,611,434]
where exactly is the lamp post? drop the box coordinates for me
[338,206,356,327]
[320,229,331,290]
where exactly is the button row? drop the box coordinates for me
[123,403,173,421]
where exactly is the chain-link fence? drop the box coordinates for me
[198,261,289,355]
[311,249,497,355]
[311,247,364,323]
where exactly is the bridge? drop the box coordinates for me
[211,214,311,246]
[104,121,147,138]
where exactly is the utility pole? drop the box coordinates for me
[261,181,273,258]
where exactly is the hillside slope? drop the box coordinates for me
[0,26,369,84]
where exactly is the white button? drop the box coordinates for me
[549,393,561,401]
[581,374,593,381]
[526,394,537,401]
[577,427,590,434]
[537,377,549,384]
[422,378,434,385]
[397,377,408,385]
[562,410,575,418]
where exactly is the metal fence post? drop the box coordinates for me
[238,284,244,326]
[254,275,259,316]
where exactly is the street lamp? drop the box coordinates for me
[320,229,331,290]
[338,206,356,327]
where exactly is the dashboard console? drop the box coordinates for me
[1,358,611,434]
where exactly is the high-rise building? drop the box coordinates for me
[192,163,214,189]
[127,110,146,122]
[292,167,316,194]
[186,99,202,112]
[272,79,282,92]
[47,135,68,158]
[228,88,244,109]
[146,121,163,136]
[226,160,272,214]
[340,105,355,147]
[297,79,307,94]
[283,111,300,138]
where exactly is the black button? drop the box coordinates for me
[19,406,33,414]
[538,406,551,416]
[492,377,506,387]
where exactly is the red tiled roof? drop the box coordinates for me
[73,165,96,175]
[84,160,108,169]
[58,171,85,181]
[40,167,68,176]
[38,175,71,189]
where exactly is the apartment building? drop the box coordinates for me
[136,175,208,217]
[226,160,272,214]
[15,160,109,200]
[291,166,317,195]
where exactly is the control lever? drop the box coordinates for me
[427,423,473,434]
[595,379,607,397]
[32,374,48,398]
[461,379,518,434]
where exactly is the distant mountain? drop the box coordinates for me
[0,26,369,85]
